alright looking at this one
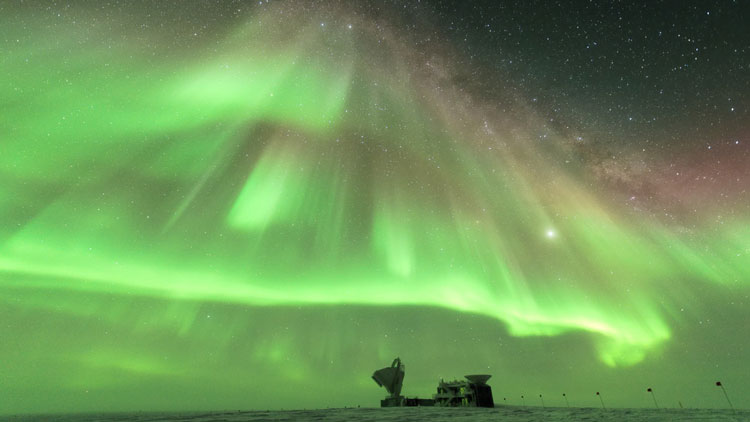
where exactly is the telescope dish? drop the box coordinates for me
[465,374,491,384]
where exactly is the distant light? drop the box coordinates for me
[546,229,557,239]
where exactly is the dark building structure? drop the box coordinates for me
[372,358,494,408]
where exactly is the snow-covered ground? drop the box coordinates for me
[5,406,748,422]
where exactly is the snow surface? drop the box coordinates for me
[5,406,748,422]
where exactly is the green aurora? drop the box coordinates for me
[1,2,749,414]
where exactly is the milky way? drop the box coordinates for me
[1,1,749,413]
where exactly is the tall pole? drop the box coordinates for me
[647,388,659,409]
[596,392,606,410]
[539,394,545,408]
[563,393,570,408]
[521,395,525,406]
[716,382,735,412]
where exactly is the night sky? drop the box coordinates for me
[1,0,749,414]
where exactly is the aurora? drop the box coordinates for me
[1,0,748,414]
